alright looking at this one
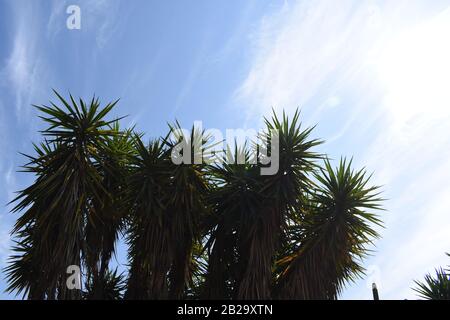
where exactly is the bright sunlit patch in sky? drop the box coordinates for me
[377,8,450,127]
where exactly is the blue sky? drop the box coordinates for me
[1,0,450,299]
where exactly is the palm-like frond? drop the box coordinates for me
[203,110,322,299]
[125,124,211,299]
[203,145,264,299]
[413,268,450,300]
[184,240,209,299]
[413,254,450,300]
[165,124,212,299]
[124,136,171,299]
[5,91,121,299]
[275,158,383,299]
[84,123,134,298]
[236,110,322,299]
[83,268,126,300]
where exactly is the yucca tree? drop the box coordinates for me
[202,145,264,299]
[236,111,322,299]
[124,125,211,299]
[413,254,450,300]
[203,111,323,299]
[275,159,383,299]
[124,137,172,299]
[84,123,134,299]
[5,91,122,299]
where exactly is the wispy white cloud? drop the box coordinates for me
[87,0,122,49]
[234,0,390,122]
[0,1,50,121]
[234,0,450,299]
[0,1,52,290]
[4,164,17,204]
[46,0,68,39]
[0,225,11,267]
[0,163,15,281]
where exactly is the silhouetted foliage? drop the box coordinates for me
[413,254,450,300]
[4,92,384,300]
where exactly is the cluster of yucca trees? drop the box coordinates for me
[4,91,383,300]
